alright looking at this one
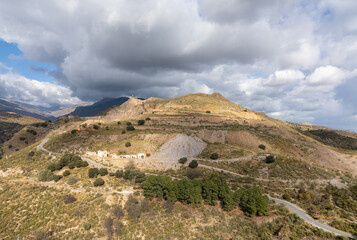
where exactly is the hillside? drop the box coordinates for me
[1,92,357,239]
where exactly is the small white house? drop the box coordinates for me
[138,153,146,159]
[112,154,119,159]
[86,151,96,156]
[97,150,108,158]
[130,155,137,159]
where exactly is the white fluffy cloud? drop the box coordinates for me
[0,73,83,108]
[0,0,356,130]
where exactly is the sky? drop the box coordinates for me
[0,0,356,131]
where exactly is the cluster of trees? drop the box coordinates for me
[141,174,269,216]
[38,170,62,182]
[47,153,88,172]
[88,167,146,186]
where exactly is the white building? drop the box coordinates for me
[97,150,108,158]
[85,151,96,156]
[138,153,146,159]
[130,155,137,159]
[112,154,119,159]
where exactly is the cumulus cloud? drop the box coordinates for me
[0,73,84,108]
[0,0,356,130]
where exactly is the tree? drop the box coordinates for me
[105,126,109,130]
[178,157,188,164]
[265,155,275,164]
[93,125,99,130]
[202,178,220,205]
[138,120,145,125]
[94,178,105,186]
[126,125,135,131]
[117,121,121,125]
[114,170,124,178]
[210,153,219,160]
[125,142,131,147]
[88,168,99,178]
[71,129,78,134]
[188,160,198,168]
[47,163,56,172]
[206,110,211,113]
[83,223,91,230]
[126,122,132,126]
[99,168,108,176]
[258,144,266,150]
[145,117,151,121]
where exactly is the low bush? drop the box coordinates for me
[210,153,219,160]
[38,170,55,182]
[265,155,275,164]
[99,168,108,176]
[178,157,188,164]
[93,125,99,130]
[63,170,70,177]
[94,178,105,186]
[83,223,91,230]
[88,168,99,178]
[63,194,77,204]
[126,125,135,131]
[188,160,198,168]
[258,144,266,150]
[125,142,131,147]
[19,137,26,141]
[71,129,78,134]
[138,120,145,125]
[67,177,78,185]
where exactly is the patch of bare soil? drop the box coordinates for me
[310,143,357,176]
[197,129,227,144]
[138,133,176,145]
[226,130,269,149]
[153,134,206,162]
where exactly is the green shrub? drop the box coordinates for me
[63,194,77,204]
[138,120,145,125]
[206,110,211,113]
[19,137,26,141]
[28,151,35,157]
[8,145,12,149]
[93,125,99,130]
[125,142,131,147]
[265,155,275,164]
[25,141,28,144]
[99,168,108,176]
[188,160,198,168]
[115,170,124,178]
[71,129,78,134]
[258,144,266,150]
[126,125,135,131]
[38,170,54,182]
[88,168,99,178]
[94,178,105,186]
[145,117,151,121]
[67,177,78,185]
[47,163,56,172]
[210,153,219,160]
[178,157,188,164]
[105,126,109,130]
[117,121,121,125]
[127,122,132,126]
[53,174,62,182]
[83,223,91,230]
[63,170,70,177]
[122,130,126,134]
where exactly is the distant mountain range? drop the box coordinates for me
[0,97,130,119]
[0,99,53,120]
[70,97,129,117]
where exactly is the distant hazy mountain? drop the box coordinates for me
[50,103,92,117]
[0,99,53,120]
[70,97,129,117]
